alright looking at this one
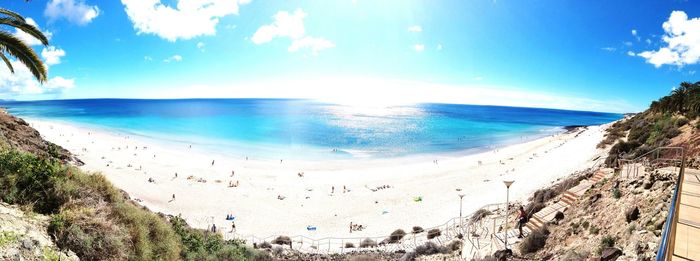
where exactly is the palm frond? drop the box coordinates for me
[0,52,14,74]
[0,8,25,22]
[0,18,48,46]
[0,31,47,83]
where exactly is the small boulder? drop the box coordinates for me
[600,247,622,261]
[555,211,565,221]
[20,239,34,250]
[493,249,513,261]
[626,206,640,223]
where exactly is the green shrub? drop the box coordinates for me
[426,228,441,240]
[519,226,549,254]
[386,229,406,243]
[612,188,621,199]
[412,226,424,234]
[0,148,260,261]
[589,226,600,235]
[471,209,492,223]
[598,235,617,254]
[0,231,18,247]
[676,117,689,127]
[360,238,377,248]
[601,235,615,247]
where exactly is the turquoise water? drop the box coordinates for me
[0,99,622,159]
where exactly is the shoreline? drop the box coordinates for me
[22,115,567,162]
[28,117,613,239]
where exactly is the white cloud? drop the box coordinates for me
[437,44,443,51]
[626,51,635,56]
[473,76,484,81]
[252,9,307,44]
[632,29,641,41]
[646,38,651,45]
[41,46,66,66]
[44,0,100,25]
[144,56,153,61]
[623,41,633,46]
[288,37,335,55]
[1,22,73,97]
[601,47,616,52]
[121,0,250,41]
[251,9,334,55]
[413,44,425,52]
[637,11,700,67]
[14,18,52,46]
[197,42,205,51]
[163,55,183,63]
[408,25,422,32]
[0,59,74,96]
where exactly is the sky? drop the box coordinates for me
[0,0,699,113]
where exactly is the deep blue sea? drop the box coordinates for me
[0,99,622,159]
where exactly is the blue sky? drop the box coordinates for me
[0,0,699,113]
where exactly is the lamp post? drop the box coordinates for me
[503,180,514,250]
[458,194,465,227]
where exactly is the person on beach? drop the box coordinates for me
[211,160,215,166]
[516,206,527,238]
[172,194,176,201]
[231,170,235,177]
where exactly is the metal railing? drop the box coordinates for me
[220,203,507,257]
[615,146,685,261]
[210,156,610,258]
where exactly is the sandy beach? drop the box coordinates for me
[27,118,612,239]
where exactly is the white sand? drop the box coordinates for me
[28,118,611,239]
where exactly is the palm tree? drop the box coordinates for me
[0,8,49,83]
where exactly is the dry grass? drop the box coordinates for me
[519,226,550,254]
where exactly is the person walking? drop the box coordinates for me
[516,206,527,238]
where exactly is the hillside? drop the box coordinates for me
[0,110,272,260]
[496,81,700,260]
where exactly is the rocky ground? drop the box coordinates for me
[0,109,81,165]
[519,167,676,260]
[0,203,78,261]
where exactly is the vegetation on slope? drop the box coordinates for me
[0,147,267,260]
[600,81,700,164]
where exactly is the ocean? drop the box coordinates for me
[0,99,622,159]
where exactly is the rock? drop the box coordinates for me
[600,247,622,261]
[654,203,664,212]
[555,211,565,221]
[626,206,640,223]
[648,242,658,251]
[654,217,666,230]
[590,193,602,204]
[20,239,33,250]
[562,249,589,261]
[493,249,512,261]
